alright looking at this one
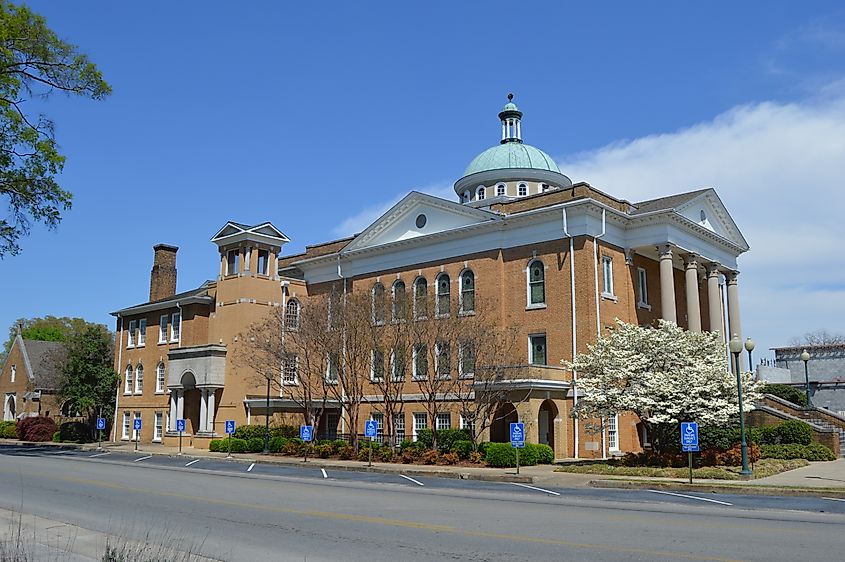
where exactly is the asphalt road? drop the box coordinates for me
[1,444,844,561]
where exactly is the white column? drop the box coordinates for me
[658,244,677,323]
[169,391,177,431]
[706,264,724,342]
[176,390,184,424]
[206,389,216,433]
[684,254,702,332]
[199,389,208,434]
[726,271,745,371]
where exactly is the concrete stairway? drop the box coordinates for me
[762,394,845,457]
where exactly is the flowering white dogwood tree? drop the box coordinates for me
[567,320,763,450]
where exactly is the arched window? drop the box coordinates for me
[496,183,506,197]
[372,283,385,324]
[436,273,451,316]
[135,364,144,394]
[460,270,475,313]
[528,259,545,305]
[124,364,133,394]
[476,186,485,200]
[462,190,470,203]
[156,362,166,393]
[518,183,527,196]
[413,277,428,319]
[392,280,406,321]
[285,298,300,330]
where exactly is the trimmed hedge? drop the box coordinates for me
[763,384,807,408]
[761,443,836,461]
[484,443,539,467]
[209,437,248,453]
[59,421,92,443]
[451,440,472,460]
[416,428,471,452]
[233,424,298,441]
[764,420,812,446]
[16,416,57,442]
[0,420,16,439]
[534,443,554,464]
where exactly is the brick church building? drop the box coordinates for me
[111,96,749,459]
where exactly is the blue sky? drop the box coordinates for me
[3,1,845,360]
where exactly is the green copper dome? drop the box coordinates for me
[463,142,561,176]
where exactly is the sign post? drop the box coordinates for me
[681,422,700,484]
[510,422,525,475]
[176,418,186,455]
[300,425,313,462]
[365,419,378,467]
[95,416,106,449]
[133,417,142,452]
[225,420,236,458]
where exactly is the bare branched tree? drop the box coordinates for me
[789,329,845,346]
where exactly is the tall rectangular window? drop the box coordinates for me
[637,267,649,306]
[171,313,181,342]
[529,334,547,365]
[154,412,163,441]
[393,414,405,445]
[326,353,339,383]
[371,412,384,443]
[134,365,143,394]
[127,320,136,347]
[413,413,427,441]
[460,415,472,432]
[391,347,405,381]
[156,363,165,393]
[325,411,339,440]
[10,365,15,383]
[602,256,614,295]
[459,342,475,378]
[122,411,130,439]
[124,366,133,394]
[257,249,269,275]
[435,342,450,379]
[607,415,619,451]
[159,315,168,343]
[138,319,146,346]
[283,354,298,385]
[412,344,427,380]
[371,349,385,381]
[226,249,239,275]
[436,412,450,431]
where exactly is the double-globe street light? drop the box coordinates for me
[800,349,812,409]
[729,335,752,478]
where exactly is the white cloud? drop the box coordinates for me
[332,182,454,237]
[559,94,845,358]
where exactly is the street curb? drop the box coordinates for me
[589,478,845,498]
[1,440,534,484]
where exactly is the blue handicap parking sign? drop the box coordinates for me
[96,418,106,431]
[300,425,313,442]
[225,420,236,435]
[133,418,142,431]
[510,422,525,448]
[176,419,186,433]
[365,419,378,438]
[681,422,699,452]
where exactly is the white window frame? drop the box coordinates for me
[393,414,405,445]
[413,277,428,320]
[435,341,450,379]
[392,280,406,322]
[412,412,427,441]
[156,362,165,393]
[154,412,163,442]
[460,414,472,432]
[124,365,133,394]
[170,312,181,343]
[459,269,475,314]
[496,183,506,197]
[285,299,300,331]
[134,364,143,394]
[391,347,405,382]
[436,412,450,431]
[127,320,136,348]
[476,185,485,200]
[159,315,168,343]
[121,411,130,440]
[137,319,146,347]
[527,259,546,307]
[518,183,527,196]
[370,412,384,443]
[283,353,298,385]
[435,273,450,317]
[637,267,651,309]
[607,414,619,451]
[372,283,386,325]
[529,334,547,366]
[458,341,475,379]
[602,256,615,298]
[326,353,339,384]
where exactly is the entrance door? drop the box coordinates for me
[538,409,550,446]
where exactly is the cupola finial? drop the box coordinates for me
[507,92,513,102]
[498,93,523,144]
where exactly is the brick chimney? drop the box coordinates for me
[150,244,178,301]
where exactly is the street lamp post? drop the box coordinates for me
[800,350,812,409]
[729,335,752,478]
[263,371,272,454]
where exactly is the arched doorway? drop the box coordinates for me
[181,371,200,434]
[4,394,15,421]
[489,402,518,443]
[538,399,558,453]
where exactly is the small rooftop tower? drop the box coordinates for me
[499,93,523,144]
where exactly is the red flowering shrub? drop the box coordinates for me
[16,416,58,442]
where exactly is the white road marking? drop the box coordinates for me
[185,459,200,467]
[89,452,111,458]
[399,474,424,486]
[321,468,328,479]
[510,482,561,496]
[133,455,153,463]
[247,463,255,472]
[648,489,733,506]
[821,497,845,503]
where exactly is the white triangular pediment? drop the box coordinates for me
[211,223,245,241]
[343,192,499,252]
[676,189,749,250]
[250,223,289,242]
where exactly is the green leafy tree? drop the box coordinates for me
[0,1,110,257]
[59,324,119,434]
[1,315,91,366]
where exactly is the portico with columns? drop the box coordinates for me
[166,344,227,437]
